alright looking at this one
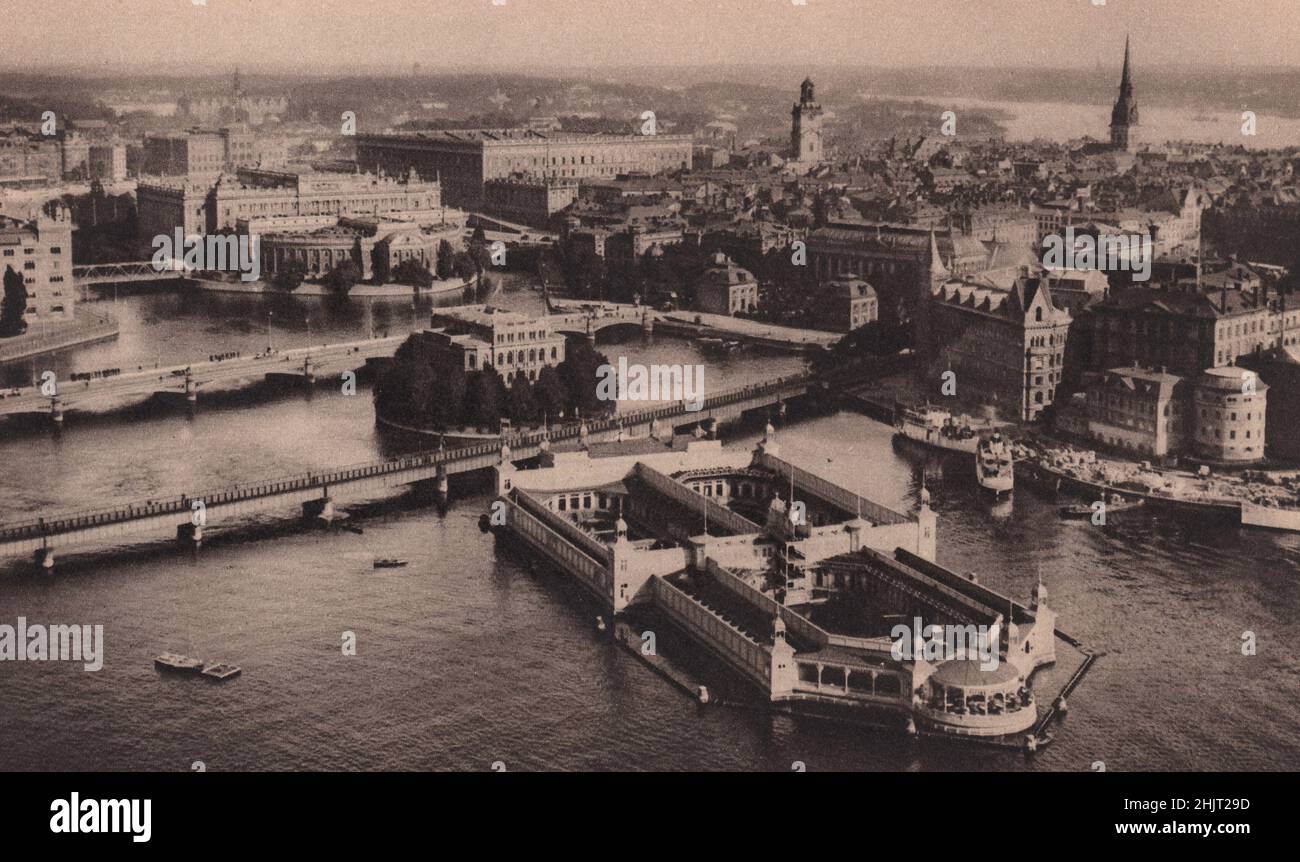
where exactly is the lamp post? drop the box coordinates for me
[267,309,274,353]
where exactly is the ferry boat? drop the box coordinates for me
[373,558,409,568]
[894,406,984,455]
[154,652,205,674]
[1241,499,1300,532]
[975,433,1014,495]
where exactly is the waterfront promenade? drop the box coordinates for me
[0,311,120,365]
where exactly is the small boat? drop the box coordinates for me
[154,652,205,674]
[200,663,242,681]
[1059,494,1145,519]
[975,433,1014,495]
[1241,499,1300,532]
[696,336,740,356]
[373,558,408,568]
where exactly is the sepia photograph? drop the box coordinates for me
[0,0,1295,842]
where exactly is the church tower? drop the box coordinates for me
[1109,37,1139,152]
[791,77,824,163]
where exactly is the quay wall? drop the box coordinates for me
[649,575,773,691]
[512,488,613,567]
[503,494,614,609]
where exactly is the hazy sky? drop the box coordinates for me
[5,0,1299,74]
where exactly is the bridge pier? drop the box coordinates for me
[49,397,64,426]
[641,307,654,344]
[302,494,336,524]
[33,547,55,571]
[177,522,204,545]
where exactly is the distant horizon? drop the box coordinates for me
[2,0,1297,74]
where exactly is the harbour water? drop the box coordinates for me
[2,281,1299,771]
[872,93,1300,150]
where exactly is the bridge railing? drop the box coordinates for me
[0,373,814,544]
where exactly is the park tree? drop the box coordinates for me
[0,265,28,337]
[532,365,568,423]
[506,375,539,425]
[426,363,468,429]
[271,259,308,292]
[435,240,456,280]
[322,260,361,296]
[463,367,508,430]
[557,339,612,418]
[392,258,434,289]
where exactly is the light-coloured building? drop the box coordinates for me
[143,131,226,179]
[790,78,824,165]
[137,167,447,250]
[815,277,878,333]
[1059,363,1269,463]
[0,207,75,324]
[426,307,566,384]
[696,252,758,316]
[927,273,1072,421]
[1080,366,1188,457]
[357,128,692,209]
[482,174,578,227]
[1192,366,1267,463]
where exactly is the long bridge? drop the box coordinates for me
[0,335,409,423]
[0,373,816,568]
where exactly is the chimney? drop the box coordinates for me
[1220,286,1227,314]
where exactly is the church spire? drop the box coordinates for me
[1119,35,1132,96]
[1109,35,1138,152]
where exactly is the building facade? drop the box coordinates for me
[143,131,226,179]
[927,274,1072,421]
[88,144,127,182]
[482,174,578,227]
[1079,366,1188,457]
[0,207,75,324]
[427,307,566,384]
[137,167,447,249]
[1082,285,1293,377]
[253,214,462,282]
[1192,366,1267,463]
[696,252,758,315]
[814,277,878,333]
[790,78,824,164]
[356,129,692,209]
